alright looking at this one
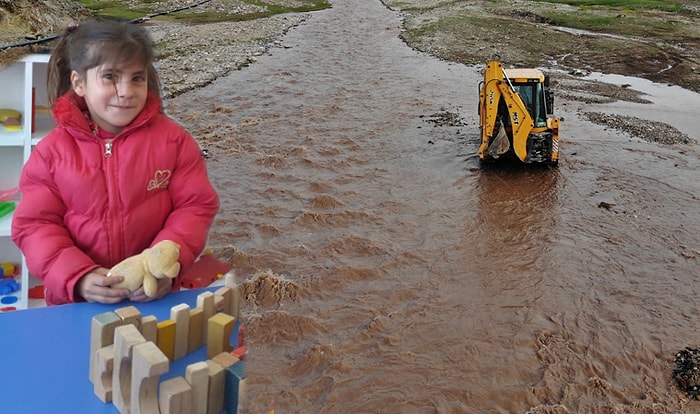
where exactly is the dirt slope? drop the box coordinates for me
[0,0,91,67]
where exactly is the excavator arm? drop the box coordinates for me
[479,61,535,162]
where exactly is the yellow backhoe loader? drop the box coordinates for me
[478,60,560,165]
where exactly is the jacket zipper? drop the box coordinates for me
[103,139,123,264]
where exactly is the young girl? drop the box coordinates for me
[11,20,220,306]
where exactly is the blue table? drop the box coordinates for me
[0,287,230,413]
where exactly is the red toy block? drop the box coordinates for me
[28,285,45,299]
[231,345,245,360]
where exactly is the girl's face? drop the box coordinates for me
[71,60,149,135]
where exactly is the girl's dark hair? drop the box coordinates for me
[47,19,161,106]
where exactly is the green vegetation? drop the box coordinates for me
[540,9,689,38]
[533,0,693,13]
[397,0,700,92]
[76,0,330,23]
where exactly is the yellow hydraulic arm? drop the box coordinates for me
[478,60,535,162]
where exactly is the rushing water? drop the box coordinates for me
[166,0,700,412]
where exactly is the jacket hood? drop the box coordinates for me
[52,90,163,138]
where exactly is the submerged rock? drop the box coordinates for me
[674,347,700,399]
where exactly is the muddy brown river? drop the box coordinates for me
[166,0,700,412]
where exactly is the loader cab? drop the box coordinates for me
[504,68,553,128]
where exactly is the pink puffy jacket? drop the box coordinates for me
[12,91,220,305]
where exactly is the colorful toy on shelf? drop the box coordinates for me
[1,295,18,304]
[0,278,19,294]
[0,108,22,132]
[1,262,18,278]
[0,201,15,219]
[28,285,45,299]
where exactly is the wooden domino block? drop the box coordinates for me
[131,341,169,414]
[157,319,176,361]
[188,307,204,353]
[197,291,215,344]
[159,376,193,414]
[170,303,190,360]
[112,324,147,414]
[211,352,239,370]
[89,311,121,384]
[115,305,142,331]
[206,360,226,414]
[230,284,240,321]
[141,315,158,343]
[224,272,241,321]
[224,361,245,414]
[215,286,231,314]
[207,312,235,359]
[93,345,114,403]
[185,361,209,414]
[224,270,236,289]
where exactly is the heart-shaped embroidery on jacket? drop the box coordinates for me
[147,169,172,191]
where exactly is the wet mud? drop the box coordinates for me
[166,0,700,412]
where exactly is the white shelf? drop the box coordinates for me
[0,53,54,311]
[31,113,54,144]
[0,208,13,237]
[0,131,25,146]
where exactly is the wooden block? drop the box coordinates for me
[131,341,169,414]
[223,272,241,321]
[223,361,245,414]
[115,305,142,331]
[159,376,193,414]
[197,291,216,344]
[224,270,236,289]
[170,303,190,360]
[93,345,114,403]
[211,352,239,369]
[206,360,226,414]
[185,361,209,414]
[188,307,204,353]
[230,284,240,321]
[215,286,231,314]
[157,319,176,361]
[214,293,224,313]
[207,312,235,359]
[112,324,147,414]
[141,315,158,343]
[89,311,121,384]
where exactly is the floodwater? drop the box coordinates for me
[166,0,700,412]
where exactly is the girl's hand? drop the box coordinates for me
[76,267,130,304]
[129,277,173,302]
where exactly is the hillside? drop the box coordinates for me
[0,0,92,67]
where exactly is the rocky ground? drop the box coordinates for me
[0,0,698,144]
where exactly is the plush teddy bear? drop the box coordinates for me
[108,240,181,297]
